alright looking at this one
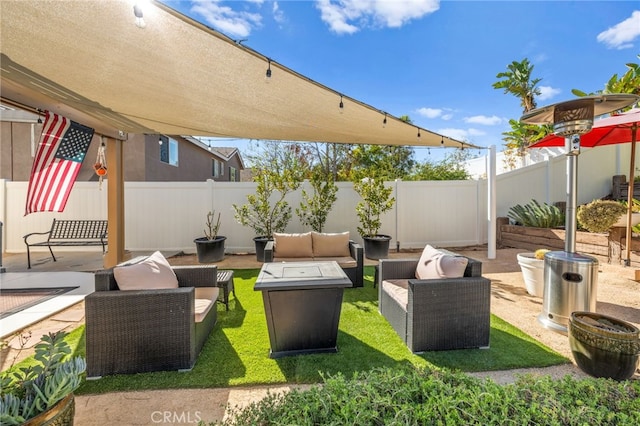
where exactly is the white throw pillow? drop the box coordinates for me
[415,245,468,280]
[114,251,179,290]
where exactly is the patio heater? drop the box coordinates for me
[521,94,638,334]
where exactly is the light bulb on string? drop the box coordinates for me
[382,113,387,128]
[339,95,344,114]
[417,129,421,141]
[265,59,272,82]
[440,137,444,146]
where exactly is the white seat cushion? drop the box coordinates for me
[194,287,220,323]
[382,279,408,307]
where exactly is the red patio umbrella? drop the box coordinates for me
[529,108,640,265]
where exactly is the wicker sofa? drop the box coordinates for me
[378,248,491,352]
[85,261,218,378]
[264,231,364,287]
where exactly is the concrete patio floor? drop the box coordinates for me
[1,247,639,424]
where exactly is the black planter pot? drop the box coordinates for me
[362,234,392,260]
[254,236,271,262]
[194,236,226,263]
[569,311,640,381]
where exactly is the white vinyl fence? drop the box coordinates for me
[0,144,632,255]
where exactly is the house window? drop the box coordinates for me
[229,166,237,182]
[159,136,179,166]
[212,159,224,177]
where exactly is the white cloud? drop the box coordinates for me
[416,107,443,119]
[315,0,440,35]
[272,1,286,25]
[464,115,502,126]
[538,85,561,101]
[467,128,486,137]
[191,1,262,38]
[439,128,468,142]
[597,10,640,49]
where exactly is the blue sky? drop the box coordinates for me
[161,0,640,162]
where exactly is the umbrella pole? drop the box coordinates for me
[625,123,638,266]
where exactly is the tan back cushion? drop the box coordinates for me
[312,232,351,257]
[114,251,179,290]
[274,232,313,257]
[415,245,468,280]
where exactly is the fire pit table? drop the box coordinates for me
[254,261,352,358]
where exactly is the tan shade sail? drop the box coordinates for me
[0,0,475,149]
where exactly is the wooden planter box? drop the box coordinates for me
[497,217,640,266]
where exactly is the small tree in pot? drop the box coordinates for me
[296,169,338,232]
[194,210,226,263]
[353,177,395,260]
[233,167,301,261]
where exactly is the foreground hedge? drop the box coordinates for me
[214,366,640,425]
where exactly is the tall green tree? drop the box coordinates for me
[493,58,549,168]
[350,144,416,181]
[408,150,471,181]
[572,54,640,109]
[493,58,541,113]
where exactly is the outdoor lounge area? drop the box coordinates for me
[1,246,638,424]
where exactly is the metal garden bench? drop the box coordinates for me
[23,219,108,268]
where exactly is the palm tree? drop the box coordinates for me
[493,58,542,114]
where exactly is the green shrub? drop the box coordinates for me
[577,199,627,233]
[507,199,565,228]
[213,366,640,425]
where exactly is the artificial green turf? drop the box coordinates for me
[59,266,566,394]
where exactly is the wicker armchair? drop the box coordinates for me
[378,255,491,352]
[85,265,218,378]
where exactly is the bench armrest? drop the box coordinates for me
[23,230,52,245]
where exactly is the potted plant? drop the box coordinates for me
[233,168,300,261]
[0,331,86,425]
[516,248,550,297]
[296,170,338,232]
[353,177,395,260]
[193,210,226,263]
[569,311,640,381]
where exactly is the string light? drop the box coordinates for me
[339,95,344,114]
[440,136,444,146]
[382,113,387,128]
[265,59,272,81]
[133,4,146,28]
[417,128,421,141]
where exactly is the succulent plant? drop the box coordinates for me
[0,331,85,425]
[534,249,550,260]
[507,200,565,228]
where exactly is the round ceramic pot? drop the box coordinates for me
[23,393,75,426]
[569,311,640,381]
[516,252,544,297]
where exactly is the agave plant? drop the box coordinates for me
[507,199,565,228]
[0,331,85,425]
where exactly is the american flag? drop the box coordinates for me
[25,112,95,215]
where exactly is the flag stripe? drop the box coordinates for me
[29,115,69,212]
[27,114,69,213]
[25,112,94,215]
